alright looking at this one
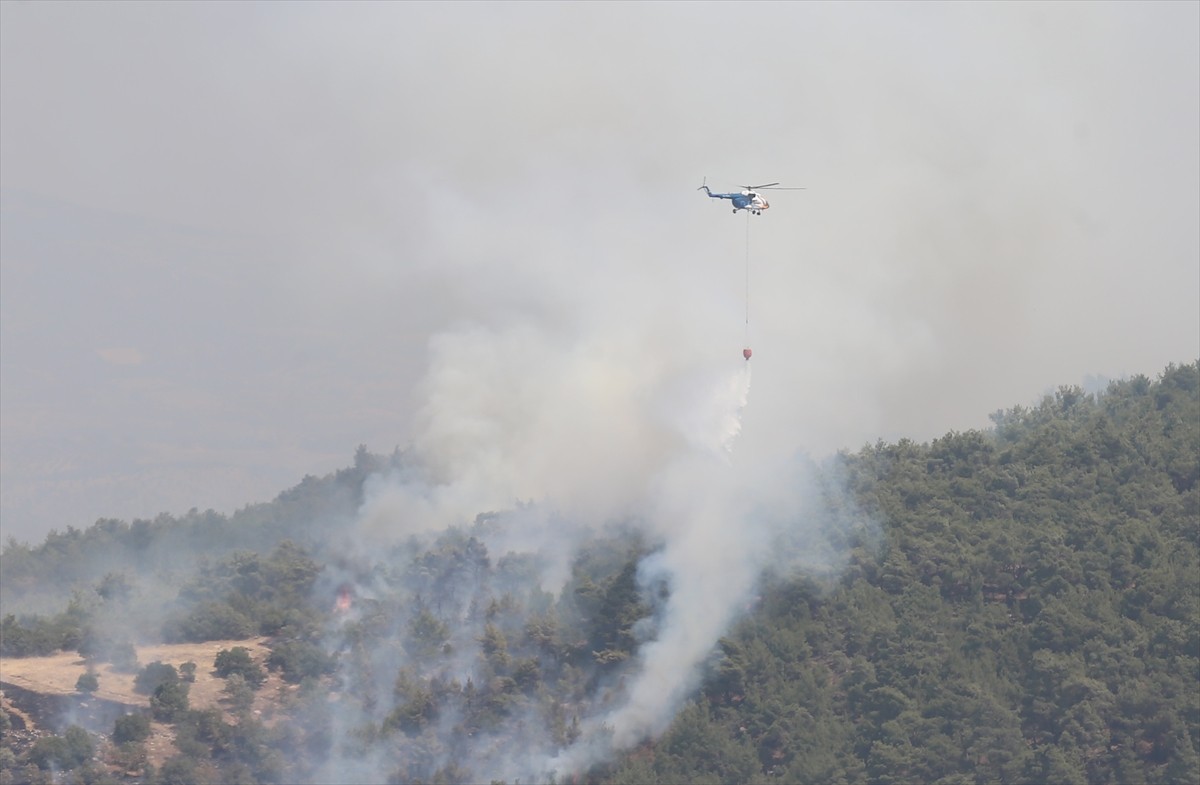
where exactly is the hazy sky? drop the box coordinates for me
[2,1,1198,545]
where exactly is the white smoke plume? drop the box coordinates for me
[333,311,853,782]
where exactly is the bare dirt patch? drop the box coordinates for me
[2,638,283,771]
[1,638,272,711]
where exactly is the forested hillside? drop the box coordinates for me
[605,362,1198,784]
[1,362,1197,785]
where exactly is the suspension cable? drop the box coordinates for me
[745,210,750,344]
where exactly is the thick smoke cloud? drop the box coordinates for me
[330,184,851,780]
[2,2,1197,542]
[337,305,854,780]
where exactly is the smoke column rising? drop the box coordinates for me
[536,363,756,767]
[340,317,845,781]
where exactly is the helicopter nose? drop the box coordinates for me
[760,200,770,210]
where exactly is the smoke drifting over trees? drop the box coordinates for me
[2,315,880,781]
[3,362,1197,784]
[1,296,878,781]
[307,343,866,781]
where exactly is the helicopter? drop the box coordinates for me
[697,178,803,215]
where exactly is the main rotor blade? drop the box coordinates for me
[742,182,780,190]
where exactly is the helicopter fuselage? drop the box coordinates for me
[725,191,769,215]
[699,185,771,214]
[735,192,770,212]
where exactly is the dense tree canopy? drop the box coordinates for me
[1,362,1196,784]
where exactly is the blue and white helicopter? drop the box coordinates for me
[697,178,803,215]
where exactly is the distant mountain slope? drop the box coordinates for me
[1,446,396,616]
